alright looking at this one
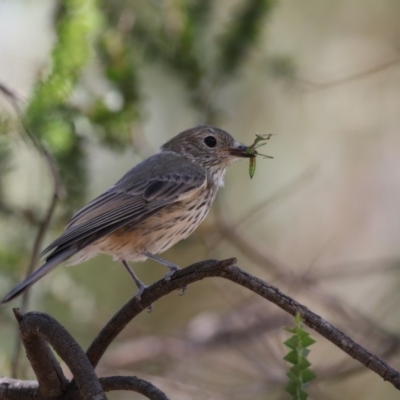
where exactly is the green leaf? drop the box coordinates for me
[297,357,311,369]
[285,381,297,396]
[284,336,299,350]
[301,335,316,347]
[299,348,310,358]
[283,350,298,364]
[299,390,308,400]
[302,369,316,383]
[285,383,308,400]
[284,314,316,400]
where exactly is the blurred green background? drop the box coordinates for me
[1,0,400,399]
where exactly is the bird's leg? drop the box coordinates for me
[143,251,180,280]
[121,260,150,304]
[143,251,186,295]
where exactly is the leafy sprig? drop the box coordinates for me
[284,313,316,400]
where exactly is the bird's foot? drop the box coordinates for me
[141,252,185,297]
[164,265,181,282]
[134,283,153,312]
[122,260,152,310]
[134,282,148,301]
[179,285,188,296]
[143,251,181,281]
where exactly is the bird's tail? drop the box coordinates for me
[1,247,77,304]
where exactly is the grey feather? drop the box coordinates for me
[1,247,77,304]
[41,152,206,258]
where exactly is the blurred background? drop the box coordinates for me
[1,0,400,399]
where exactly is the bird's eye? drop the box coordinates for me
[204,136,217,148]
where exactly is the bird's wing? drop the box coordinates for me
[42,157,206,258]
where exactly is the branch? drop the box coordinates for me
[12,309,68,398]
[85,258,238,368]
[0,376,170,400]
[0,378,41,400]
[100,376,169,400]
[14,309,106,400]
[85,258,400,391]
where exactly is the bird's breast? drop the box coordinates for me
[78,184,219,262]
[207,166,227,188]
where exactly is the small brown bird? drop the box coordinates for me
[2,125,253,304]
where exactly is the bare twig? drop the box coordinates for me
[296,57,400,91]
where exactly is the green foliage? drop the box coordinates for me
[0,135,11,207]
[129,0,210,90]
[284,314,316,400]
[93,24,141,149]
[25,0,101,213]
[26,0,101,131]
[267,55,297,81]
[218,0,276,75]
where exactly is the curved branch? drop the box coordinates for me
[15,309,106,400]
[0,375,170,400]
[86,258,237,367]
[100,376,169,400]
[12,309,68,398]
[86,258,400,391]
[0,378,41,400]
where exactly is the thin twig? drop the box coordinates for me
[296,57,400,91]
[0,81,65,378]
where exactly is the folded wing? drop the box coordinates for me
[42,154,206,260]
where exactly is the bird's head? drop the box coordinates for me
[161,126,252,170]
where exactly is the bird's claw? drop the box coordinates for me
[134,283,148,301]
[179,285,188,296]
[164,266,180,282]
[134,284,153,312]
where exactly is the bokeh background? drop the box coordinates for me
[1,0,400,399]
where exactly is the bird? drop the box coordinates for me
[2,125,254,304]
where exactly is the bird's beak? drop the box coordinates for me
[228,141,255,158]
